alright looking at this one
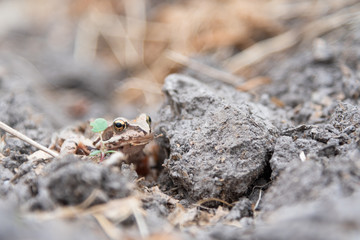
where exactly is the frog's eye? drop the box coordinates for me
[113,119,127,132]
[146,115,152,126]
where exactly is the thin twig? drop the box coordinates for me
[0,121,59,157]
[250,181,273,196]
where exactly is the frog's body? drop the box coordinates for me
[52,113,153,160]
[50,113,159,176]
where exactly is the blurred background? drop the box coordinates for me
[0,0,357,126]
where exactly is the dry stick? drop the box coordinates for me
[224,30,299,74]
[166,50,244,86]
[254,190,262,211]
[73,16,99,63]
[93,213,123,240]
[224,10,360,74]
[98,13,160,89]
[196,197,234,207]
[0,121,59,158]
[131,203,149,238]
[124,0,147,65]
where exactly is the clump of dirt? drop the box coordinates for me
[29,155,134,210]
[156,74,278,203]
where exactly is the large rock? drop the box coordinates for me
[157,74,278,202]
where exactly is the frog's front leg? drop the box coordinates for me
[60,136,91,155]
[50,132,92,156]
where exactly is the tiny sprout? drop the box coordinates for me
[89,150,102,156]
[89,118,115,161]
[90,118,108,133]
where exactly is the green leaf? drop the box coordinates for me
[105,150,117,154]
[89,150,102,156]
[90,118,108,132]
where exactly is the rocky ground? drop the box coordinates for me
[1,2,360,240]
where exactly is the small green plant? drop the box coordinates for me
[89,118,116,161]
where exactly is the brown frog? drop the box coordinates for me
[53,113,153,160]
[50,113,159,176]
[94,113,154,157]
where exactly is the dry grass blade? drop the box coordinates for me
[73,15,99,63]
[237,76,272,92]
[253,189,262,211]
[225,8,360,73]
[93,213,123,240]
[28,196,140,221]
[0,135,5,155]
[27,196,148,239]
[0,121,59,157]
[166,50,243,86]
[131,201,149,238]
[124,0,146,66]
[224,30,299,74]
[196,198,234,207]
[77,189,104,209]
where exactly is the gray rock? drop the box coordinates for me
[196,223,248,240]
[270,136,321,178]
[270,101,360,178]
[30,155,134,210]
[330,102,360,131]
[0,165,13,181]
[223,197,253,221]
[196,193,360,240]
[157,74,278,202]
[0,92,53,154]
[254,193,360,240]
[0,200,106,240]
[261,159,360,212]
